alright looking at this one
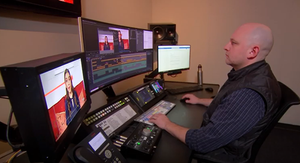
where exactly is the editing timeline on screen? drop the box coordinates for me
[78,17,153,94]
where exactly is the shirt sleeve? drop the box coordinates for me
[185,88,265,153]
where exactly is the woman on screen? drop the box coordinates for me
[64,69,80,125]
[118,30,124,51]
[103,36,110,50]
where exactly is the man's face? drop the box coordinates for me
[224,27,250,70]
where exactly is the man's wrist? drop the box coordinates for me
[197,98,203,105]
[164,121,172,131]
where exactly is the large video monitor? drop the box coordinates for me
[0,52,91,163]
[78,17,154,98]
[157,45,191,75]
[0,0,81,17]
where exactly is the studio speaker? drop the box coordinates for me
[149,23,177,44]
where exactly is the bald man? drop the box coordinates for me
[149,23,281,162]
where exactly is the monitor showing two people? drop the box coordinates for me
[157,45,191,75]
[78,17,154,97]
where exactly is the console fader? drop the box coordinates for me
[118,122,162,158]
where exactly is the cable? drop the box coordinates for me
[6,149,22,163]
[0,96,9,99]
[6,109,24,151]
[0,86,7,97]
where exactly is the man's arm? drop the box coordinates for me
[182,94,213,107]
[150,94,215,142]
[197,98,213,107]
[149,114,189,143]
[185,88,265,153]
[151,88,265,153]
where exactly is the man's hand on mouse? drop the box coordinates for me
[181,94,200,104]
[181,94,214,107]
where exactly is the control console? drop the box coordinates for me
[119,122,162,159]
[83,96,132,127]
[80,95,142,138]
[134,100,175,125]
[75,79,168,160]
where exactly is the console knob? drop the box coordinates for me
[104,150,112,158]
[142,128,151,136]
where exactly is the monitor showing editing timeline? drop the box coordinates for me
[78,17,154,95]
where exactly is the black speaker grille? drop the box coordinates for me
[149,24,176,41]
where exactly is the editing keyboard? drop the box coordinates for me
[134,100,176,125]
[167,85,203,95]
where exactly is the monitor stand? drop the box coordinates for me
[144,68,183,83]
[102,85,131,103]
[167,70,182,76]
[143,68,165,83]
[0,86,7,97]
[102,86,116,101]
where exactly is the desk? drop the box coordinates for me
[7,83,219,163]
[128,83,219,163]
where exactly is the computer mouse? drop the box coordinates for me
[205,87,214,92]
[180,97,190,103]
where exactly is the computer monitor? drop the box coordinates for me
[78,17,154,98]
[157,45,191,75]
[0,52,91,163]
[0,0,81,17]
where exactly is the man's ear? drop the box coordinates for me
[247,46,259,59]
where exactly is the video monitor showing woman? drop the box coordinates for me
[40,58,87,141]
[98,30,115,54]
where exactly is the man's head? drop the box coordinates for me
[224,23,274,70]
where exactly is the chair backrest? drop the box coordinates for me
[247,81,300,163]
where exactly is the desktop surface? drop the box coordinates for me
[164,81,219,97]
[6,83,219,163]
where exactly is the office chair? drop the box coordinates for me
[192,81,300,163]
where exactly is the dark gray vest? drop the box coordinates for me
[201,60,281,162]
